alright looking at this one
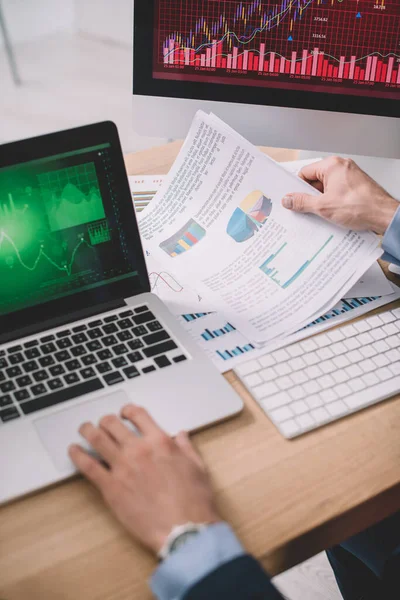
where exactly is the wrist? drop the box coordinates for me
[158,522,209,561]
[370,194,399,235]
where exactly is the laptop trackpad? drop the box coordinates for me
[34,391,130,472]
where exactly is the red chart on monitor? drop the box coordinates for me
[153,0,400,99]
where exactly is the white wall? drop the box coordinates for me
[75,0,132,46]
[0,0,75,45]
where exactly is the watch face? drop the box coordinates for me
[170,530,200,554]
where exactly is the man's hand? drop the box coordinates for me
[281,156,398,235]
[69,405,220,555]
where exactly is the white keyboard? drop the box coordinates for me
[235,307,400,439]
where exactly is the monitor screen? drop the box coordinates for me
[153,0,399,101]
[134,1,400,117]
[0,143,139,317]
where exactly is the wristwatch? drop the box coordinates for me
[158,523,207,561]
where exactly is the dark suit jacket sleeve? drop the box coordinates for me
[183,555,284,600]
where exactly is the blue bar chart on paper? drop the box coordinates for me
[217,344,256,361]
[304,296,381,329]
[260,235,333,289]
[182,312,211,322]
[201,322,236,341]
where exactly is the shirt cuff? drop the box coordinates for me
[150,522,245,600]
[382,203,400,264]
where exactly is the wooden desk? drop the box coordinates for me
[1,144,400,600]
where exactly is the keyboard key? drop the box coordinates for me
[123,366,140,379]
[287,357,306,371]
[54,350,71,362]
[357,332,374,346]
[370,328,386,341]
[117,331,133,342]
[143,330,170,346]
[72,333,88,345]
[274,363,291,376]
[372,340,389,354]
[278,419,300,438]
[71,345,87,357]
[345,364,363,378]
[132,326,148,337]
[21,379,104,415]
[388,361,400,376]
[41,343,57,355]
[9,353,24,365]
[134,305,149,314]
[31,384,47,396]
[362,372,379,387]
[327,329,345,343]
[314,334,331,348]
[286,345,303,358]
[82,355,97,366]
[104,372,124,386]
[56,338,72,350]
[88,320,103,329]
[271,348,291,363]
[375,367,392,381]
[382,323,398,336]
[104,315,118,323]
[25,348,40,359]
[154,356,171,368]
[66,359,81,372]
[143,340,178,358]
[16,375,32,388]
[290,400,309,415]
[386,348,400,362]
[331,370,349,384]
[296,413,315,429]
[87,341,102,352]
[0,381,15,393]
[317,374,336,389]
[288,385,306,401]
[0,395,13,408]
[128,339,144,351]
[0,358,8,369]
[49,365,66,377]
[326,400,348,417]
[353,320,371,333]
[260,368,276,383]
[96,362,112,374]
[331,342,347,356]
[332,355,350,368]
[303,380,321,394]
[80,368,96,380]
[309,407,330,423]
[112,357,128,368]
[143,366,156,374]
[347,349,363,364]
[128,352,144,364]
[48,378,64,391]
[23,360,39,373]
[300,338,318,352]
[345,375,400,411]
[379,311,396,324]
[88,329,103,340]
[304,365,322,379]
[56,330,71,338]
[333,383,352,398]
[316,347,334,361]
[133,311,156,325]
[365,315,383,328]
[253,382,279,400]
[113,344,129,356]
[320,388,338,403]
[0,407,20,423]
[98,349,113,361]
[319,361,336,374]
[24,340,39,349]
[290,370,308,385]
[340,324,358,338]
[39,356,55,367]
[386,335,400,349]
[270,406,293,423]
[147,321,163,332]
[8,345,22,353]
[348,377,366,392]
[41,335,55,343]
[276,375,292,391]
[120,310,133,318]
[6,365,22,378]
[173,355,187,364]
[243,373,263,388]
[103,335,118,347]
[373,354,390,368]
[118,319,133,330]
[359,358,375,373]
[261,392,291,411]
[103,323,118,334]
[236,359,262,377]
[303,352,319,366]
[33,370,49,382]
[72,325,87,333]
[306,395,323,409]
[343,337,361,351]
[14,389,30,402]
[64,373,80,385]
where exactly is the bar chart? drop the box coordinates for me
[155,0,400,98]
[201,322,236,340]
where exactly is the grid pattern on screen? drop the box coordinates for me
[154,0,400,98]
[37,163,99,197]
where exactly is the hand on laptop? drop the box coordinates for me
[68,405,220,555]
[282,156,398,235]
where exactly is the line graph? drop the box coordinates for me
[149,270,185,293]
[0,231,93,277]
[154,0,400,98]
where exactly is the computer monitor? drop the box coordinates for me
[132,1,400,159]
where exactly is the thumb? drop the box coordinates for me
[175,431,207,471]
[282,192,320,214]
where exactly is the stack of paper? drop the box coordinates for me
[130,112,399,372]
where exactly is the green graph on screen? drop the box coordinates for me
[38,163,106,232]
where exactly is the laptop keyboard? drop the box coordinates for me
[0,305,188,424]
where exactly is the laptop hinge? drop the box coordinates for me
[0,299,127,346]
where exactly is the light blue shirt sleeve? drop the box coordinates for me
[382,203,400,266]
[150,522,245,600]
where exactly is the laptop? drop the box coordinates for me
[0,122,243,504]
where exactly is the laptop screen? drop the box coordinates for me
[0,123,150,341]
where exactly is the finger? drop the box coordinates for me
[121,404,165,438]
[69,444,110,491]
[298,172,324,193]
[79,422,119,465]
[175,431,206,471]
[99,414,133,446]
[282,192,321,215]
[299,157,336,184]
